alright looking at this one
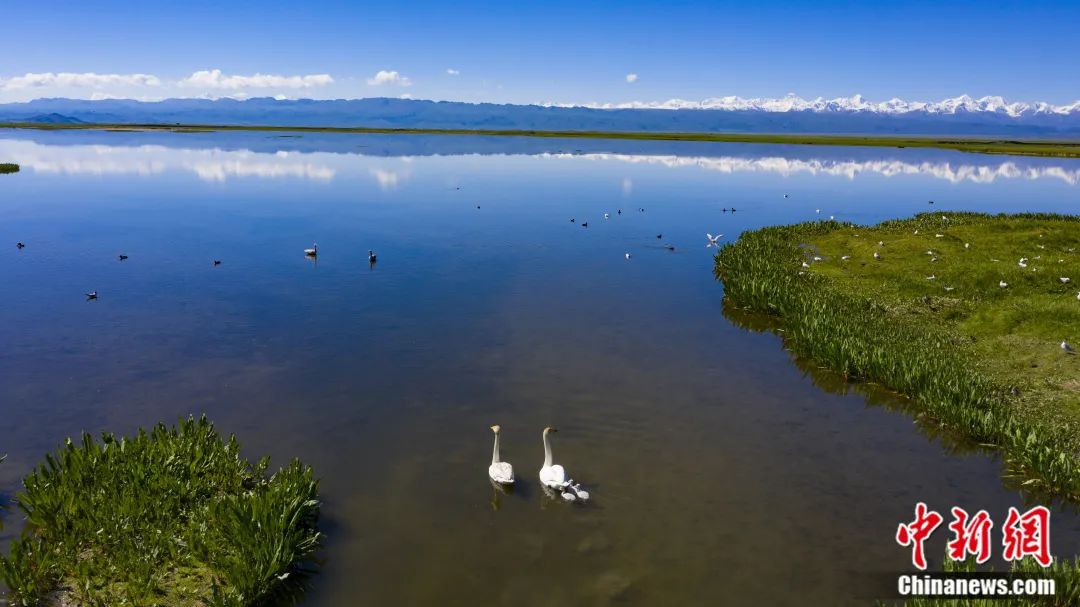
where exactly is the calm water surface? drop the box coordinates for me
[1,130,1079,606]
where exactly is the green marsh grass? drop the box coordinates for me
[0,416,321,606]
[715,213,1080,499]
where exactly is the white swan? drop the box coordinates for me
[304,242,318,257]
[488,425,514,484]
[539,427,589,501]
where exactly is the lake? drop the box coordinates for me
[1,129,1079,606]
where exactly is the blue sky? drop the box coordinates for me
[1,0,1077,104]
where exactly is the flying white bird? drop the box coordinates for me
[488,425,514,485]
[706,233,722,247]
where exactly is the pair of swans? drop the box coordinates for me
[488,425,590,502]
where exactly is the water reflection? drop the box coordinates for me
[2,129,1080,606]
[545,152,1080,185]
[1,130,1078,187]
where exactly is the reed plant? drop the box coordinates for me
[715,213,1080,499]
[0,416,321,606]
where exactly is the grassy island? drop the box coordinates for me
[0,417,321,607]
[716,213,1080,498]
[0,163,19,174]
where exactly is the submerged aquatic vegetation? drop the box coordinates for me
[0,416,321,606]
[0,163,20,174]
[715,212,1080,499]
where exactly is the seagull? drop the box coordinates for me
[784,194,789,198]
[801,261,810,269]
[117,254,128,261]
[812,256,823,262]
[706,233,722,247]
[368,250,377,264]
[664,244,675,251]
[965,243,970,249]
[1077,291,1080,301]
[1063,341,1076,354]
[841,255,850,261]
[1018,257,1028,268]
[304,243,318,257]
[935,234,944,238]
[570,218,575,223]
[944,286,955,292]
[878,241,885,247]
[213,260,222,266]
[1060,277,1071,284]
[16,242,25,249]
[85,291,98,300]
[815,209,821,214]
[604,213,610,219]
[926,275,936,280]
[625,253,632,260]
[1000,280,1008,288]
[873,251,881,260]
[914,230,919,235]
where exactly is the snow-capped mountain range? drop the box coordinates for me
[1,94,1079,136]
[548,94,1080,117]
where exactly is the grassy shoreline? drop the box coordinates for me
[3,121,1080,158]
[0,162,19,174]
[0,417,321,606]
[715,213,1080,500]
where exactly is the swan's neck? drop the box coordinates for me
[491,432,501,465]
[543,432,553,468]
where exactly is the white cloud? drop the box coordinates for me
[625,73,638,83]
[447,68,460,76]
[178,69,334,90]
[1,72,162,90]
[366,70,412,87]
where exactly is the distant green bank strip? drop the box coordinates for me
[716,213,1080,500]
[0,162,19,173]
[4,121,1080,158]
[0,417,321,607]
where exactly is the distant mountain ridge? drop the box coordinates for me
[1,95,1079,137]
[552,94,1080,117]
